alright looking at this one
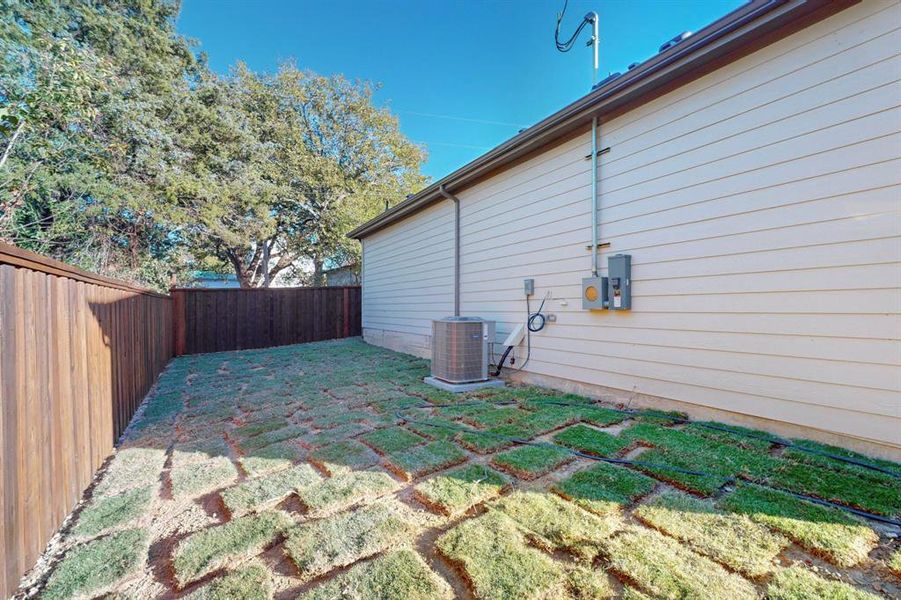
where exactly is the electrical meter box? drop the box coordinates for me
[582,276,608,310]
[607,254,631,310]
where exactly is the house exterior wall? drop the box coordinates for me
[361,0,901,455]
[362,199,455,357]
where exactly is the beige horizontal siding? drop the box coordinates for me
[362,200,454,354]
[361,0,901,450]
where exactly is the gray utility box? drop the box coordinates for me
[582,276,608,310]
[608,254,632,310]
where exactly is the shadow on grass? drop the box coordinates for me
[32,339,901,600]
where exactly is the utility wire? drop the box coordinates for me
[555,0,594,52]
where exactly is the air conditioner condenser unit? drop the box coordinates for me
[430,317,495,384]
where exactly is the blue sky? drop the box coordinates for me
[177,0,744,181]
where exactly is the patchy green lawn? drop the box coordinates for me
[26,339,901,599]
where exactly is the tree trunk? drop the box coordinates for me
[312,257,325,287]
[262,241,271,287]
[225,249,253,288]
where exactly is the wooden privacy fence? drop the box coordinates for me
[0,243,174,598]
[171,286,362,355]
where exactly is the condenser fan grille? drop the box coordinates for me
[431,317,489,384]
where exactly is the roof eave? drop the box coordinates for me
[348,0,846,240]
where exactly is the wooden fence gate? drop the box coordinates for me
[170,286,362,355]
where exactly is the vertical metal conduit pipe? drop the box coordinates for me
[589,12,601,277]
[439,184,461,316]
[591,115,599,277]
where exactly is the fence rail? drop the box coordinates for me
[171,286,362,355]
[0,243,173,598]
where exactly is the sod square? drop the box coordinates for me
[371,395,423,414]
[552,462,656,515]
[683,421,776,452]
[604,525,757,600]
[553,424,631,457]
[284,498,437,580]
[296,469,401,517]
[632,447,727,495]
[621,423,778,495]
[492,491,621,562]
[404,416,462,440]
[221,464,322,517]
[457,406,527,428]
[173,437,232,461]
[43,529,148,600]
[516,405,582,434]
[172,511,293,587]
[786,439,901,476]
[456,423,528,453]
[233,418,288,439]
[767,461,901,517]
[170,456,239,499]
[574,405,629,427]
[298,549,453,600]
[186,563,272,600]
[309,409,372,429]
[716,483,878,568]
[437,511,570,600]
[490,444,572,480]
[385,440,468,480]
[781,445,899,488]
[414,464,508,517]
[309,439,380,474]
[565,567,615,599]
[301,422,371,448]
[184,401,237,422]
[360,427,426,454]
[239,440,306,477]
[94,447,167,498]
[134,391,183,429]
[239,425,305,452]
[74,485,154,538]
[767,565,881,600]
[634,490,789,577]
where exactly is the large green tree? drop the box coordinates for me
[166,63,426,287]
[1,1,426,290]
[0,0,196,289]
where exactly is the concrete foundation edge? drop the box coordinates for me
[423,376,505,393]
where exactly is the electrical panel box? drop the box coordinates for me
[607,254,631,310]
[523,278,534,296]
[582,276,608,310]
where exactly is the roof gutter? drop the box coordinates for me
[349,0,844,240]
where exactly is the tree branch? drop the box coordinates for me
[0,120,26,171]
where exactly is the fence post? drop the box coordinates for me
[171,288,186,356]
[343,288,350,338]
